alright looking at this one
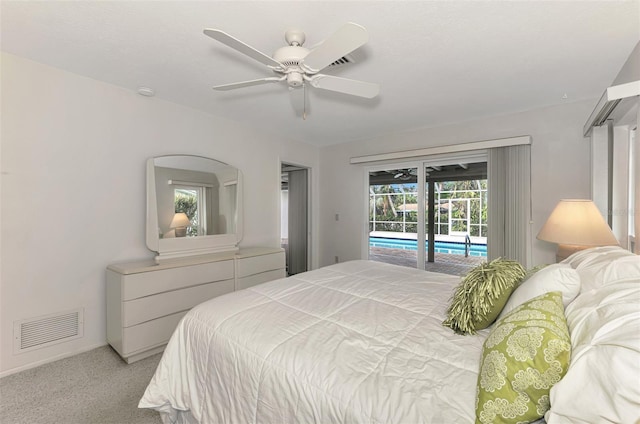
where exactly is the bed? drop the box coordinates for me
[139,249,640,423]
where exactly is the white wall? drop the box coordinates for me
[319,100,595,268]
[0,53,320,374]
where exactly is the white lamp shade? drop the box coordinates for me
[170,212,191,229]
[537,199,618,246]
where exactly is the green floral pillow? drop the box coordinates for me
[475,291,571,424]
[443,258,525,335]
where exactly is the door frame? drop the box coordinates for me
[363,161,426,269]
[280,160,313,273]
[362,151,488,270]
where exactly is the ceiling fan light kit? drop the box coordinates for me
[203,22,380,117]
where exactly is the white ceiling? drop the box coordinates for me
[2,1,639,147]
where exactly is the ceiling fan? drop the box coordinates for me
[203,23,380,117]
[393,169,418,180]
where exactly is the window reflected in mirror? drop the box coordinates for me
[174,185,204,236]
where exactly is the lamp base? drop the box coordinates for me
[175,227,187,237]
[556,244,589,262]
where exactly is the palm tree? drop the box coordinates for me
[372,185,397,218]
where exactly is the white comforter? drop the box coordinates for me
[139,260,488,423]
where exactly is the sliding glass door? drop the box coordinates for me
[369,167,419,269]
[367,155,488,275]
[424,167,487,275]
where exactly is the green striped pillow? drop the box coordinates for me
[443,258,525,335]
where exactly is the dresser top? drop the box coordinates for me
[107,246,284,275]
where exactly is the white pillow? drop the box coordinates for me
[545,277,640,423]
[575,253,640,293]
[560,245,632,269]
[498,263,580,320]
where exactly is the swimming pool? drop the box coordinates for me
[369,237,487,257]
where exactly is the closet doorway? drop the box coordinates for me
[281,162,310,275]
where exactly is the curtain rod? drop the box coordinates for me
[350,135,531,164]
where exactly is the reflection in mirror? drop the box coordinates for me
[146,155,242,263]
[154,156,238,238]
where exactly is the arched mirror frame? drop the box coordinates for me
[146,155,243,263]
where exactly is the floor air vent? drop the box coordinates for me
[14,309,83,353]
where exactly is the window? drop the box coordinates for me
[597,107,638,252]
[174,185,206,236]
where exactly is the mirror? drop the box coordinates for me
[146,155,243,262]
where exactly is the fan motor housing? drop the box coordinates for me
[273,46,309,68]
[286,72,303,87]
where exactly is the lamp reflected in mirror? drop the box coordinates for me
[537,199,619,262]
[170,212,191,238]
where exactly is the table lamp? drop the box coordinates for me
[537,199,619,262]
[170,212,191,237]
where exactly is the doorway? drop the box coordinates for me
[369,167,419,269]
[367,158,488,276]
[281,162,310,275]
[423,162,487,275]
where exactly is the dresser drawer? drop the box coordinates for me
[122,278,234,327]
[236,268,286,290]
[236,251,285,278]
[107,247,286,363]
[122,310,187,355]
[122,260,234,300]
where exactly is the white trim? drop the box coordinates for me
[367,161,420,173]
[362,170,370,260]
[416,166,426,269]
[584,80,640,137]
[0,342,107,378]
[350,135,531,164]
[590,125,610,218]
[422,151,488,167]
[167,179,214,188]
[612,125,632,248]
[279,158,313,272]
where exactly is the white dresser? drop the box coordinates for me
[106,247,285,363]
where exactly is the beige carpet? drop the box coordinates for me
[0,346,163,424]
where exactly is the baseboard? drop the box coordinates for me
[0,342,107,379]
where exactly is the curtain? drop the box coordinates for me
[288,169,308,275]
[635,130,639,254]
[487,144,531,266]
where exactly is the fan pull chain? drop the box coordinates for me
[303,83,307,120]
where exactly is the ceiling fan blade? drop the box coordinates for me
[301,22,368,73]
[203,29,283,68]
[289,85,308,118]
[213,77,283,91]
[309,74,379,98]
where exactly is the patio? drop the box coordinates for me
[369,246,485,276]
